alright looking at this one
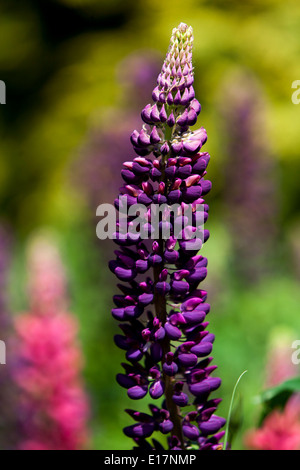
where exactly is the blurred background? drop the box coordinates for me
[1,0,300,450]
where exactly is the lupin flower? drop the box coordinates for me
[245,396,300,451]
[14,236,90,451]
[109,23,225,450]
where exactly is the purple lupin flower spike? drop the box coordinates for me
[109,23,225,450]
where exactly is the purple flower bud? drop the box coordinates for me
[171,141,183,154]
[177,110,189,128]
[186,267,207,284]
[109,22,224,450]
[149,254,163,266]
[150,104,161,123]
[200,179,212,195]
[181,297,203,311]
[159,419,174,434]
[190,99,201,115]
[163,354,178,376]
[155,282,171,295]
[126,348,143,362]
[149,380,165,399]
[154,326,165,341]
[187,108,198,126]
[178,353,198,367]
[138,129,151,147]
[152,85,159,101]
[182,423,200,440]
[189,377,222,397]
[172,383,189,406]
[177,165,192,178]
[138,292,153,306]
[164,250,179,263]
[167,92,174,105]
[168,190,182,204]
[198,415,226,436]
[182,310,206,324]
[190,341,213,357]
[167,112,176,127]
[171,280,189,296]
[161,142,170,155]
[116,374,136,389]
[128,385,148,400]
[141,104,153,124]
[164,322,182,340]
[172,392,189,407]
[124,422,155,438]
[181,88,190,106]
[182,185,202,202]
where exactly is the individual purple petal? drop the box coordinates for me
[190,342,213,357]
[181,297,203,311]
[150,105,161,123]
[187,108,198,126]
[114,267,137,282]
[124,422,155,438]
[138,293,153,306]
[182,310,206,324]
[178,353,198,367]
[141,104,153,124]
[150,126,161,144]
[126,348,143,362]
[160,105,168,122]
[154,326,166,341]
[111,308,127,321]
[116,374,136,389]
[186,268,207,284]
[155,282,171,295]
[135,259,149,273]
[172,392,189,407]
[149,254,163,265]
[159,419,174,434]
[168,190,182,204]
[164,322,182,340]
[193,158,208,174]
[182,185,202,202]
[149,380,164,399]
[200,179,212,195]
[182,423,200,440]
[167,112,176,127]
[189,377,222,397]
[177,165,192,178]
[171,141,183,154]
[125,305,142,319]
[163,361,178,377]
[171,280,189,296]
[190,99,201,115]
